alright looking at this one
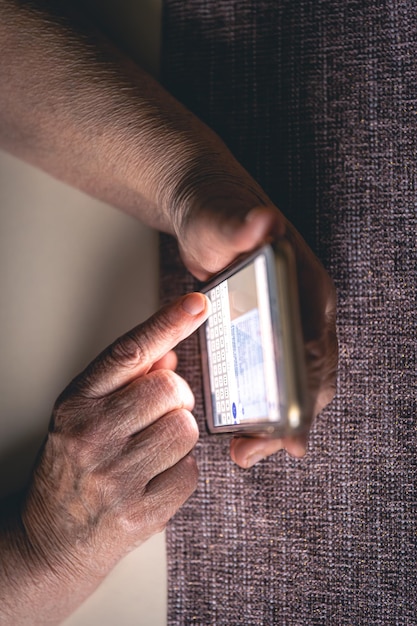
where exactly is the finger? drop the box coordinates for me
[104,369,195,436]
[179,205,285,280]
[305,300,338,419]
[230,437,283,468]
[115,454,199,545]
[230,434,307,469]
[122,408,199,483]
[285,222,336,341]
[143,454,199,529]
[77,292,210,398]
[149,350,178,372]
[285,222,338,421]
[310,331,338,418]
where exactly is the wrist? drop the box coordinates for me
[156,127,271,241]
[0,489,117,625]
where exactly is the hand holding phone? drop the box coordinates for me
[200,242,308,439]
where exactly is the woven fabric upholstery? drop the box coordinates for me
[159,2,417,624]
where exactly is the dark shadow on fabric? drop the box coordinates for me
[161,2,320,252]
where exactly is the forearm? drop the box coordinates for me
[0,0,266,234]
[0,494,108,625]
[0,495,67,625]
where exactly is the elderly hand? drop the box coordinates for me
[0,0,337,471]
[0,293,209,625]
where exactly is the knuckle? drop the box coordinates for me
[155,367,179,393]
[108,330,148,371]
[173,408,199,444]
[116,509,147,542]
[158,408,199,452]
[178,454,199,491]
[50,392,86,434]
[143,410,198,472]
[152,369,194,410]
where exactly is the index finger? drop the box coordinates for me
[77,292,210,398]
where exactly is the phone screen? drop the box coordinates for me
[204,253,281,427]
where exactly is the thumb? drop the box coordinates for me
[178,205,285,281]
[77,292,210,398]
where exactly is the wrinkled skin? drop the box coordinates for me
[1,293,209,624]
[0,1,338,623]
[0,0,337,467]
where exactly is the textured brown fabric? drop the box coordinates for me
[160,1,417,624]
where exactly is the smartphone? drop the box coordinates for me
[199,242,308,438]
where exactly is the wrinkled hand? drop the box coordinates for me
[171,169,337,468]
[0,0,336,472]
[21,293,209,601]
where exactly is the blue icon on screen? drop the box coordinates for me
[232,402,237,419]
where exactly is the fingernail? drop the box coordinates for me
[245,451,265,468]
[182,293,208,316]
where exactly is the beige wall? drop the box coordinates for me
[0,2,167,624]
